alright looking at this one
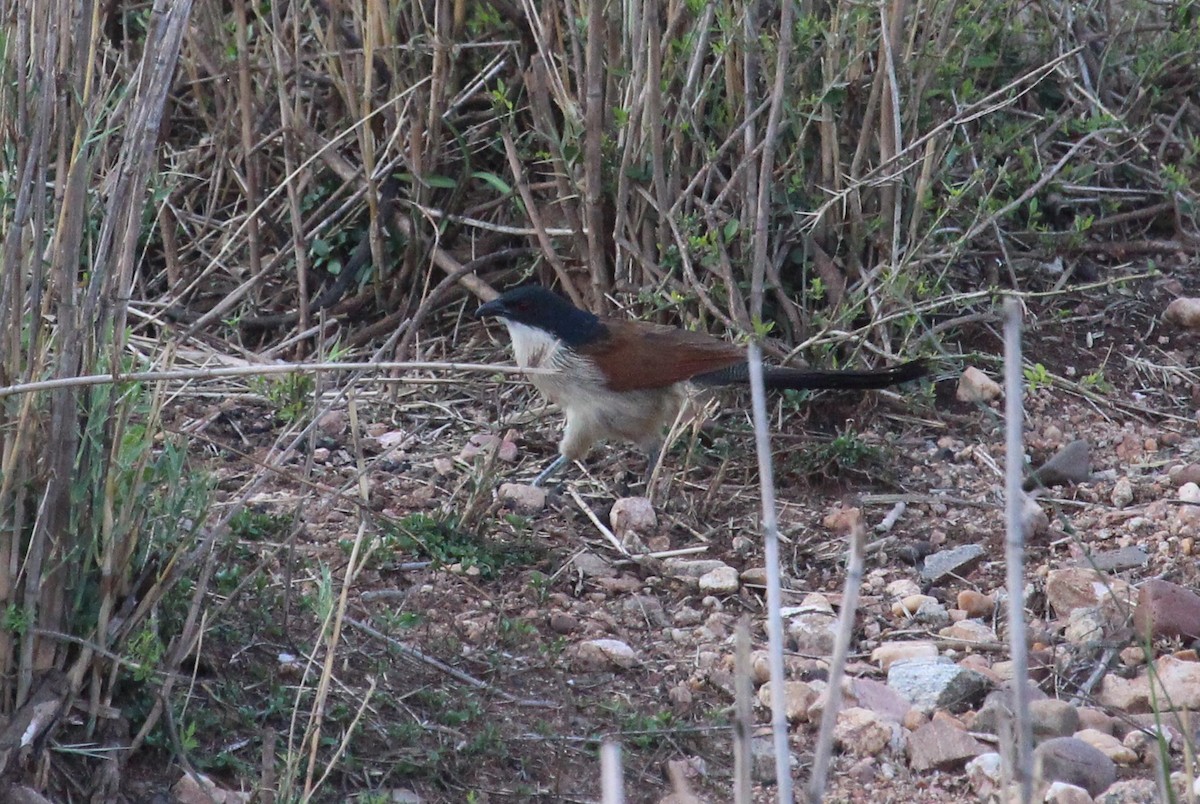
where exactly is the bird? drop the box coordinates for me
[476,284,926,485]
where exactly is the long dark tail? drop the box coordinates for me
[694,359,927,391]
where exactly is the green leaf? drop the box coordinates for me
[471,171,512,195]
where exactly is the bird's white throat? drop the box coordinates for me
[504,320,563,369]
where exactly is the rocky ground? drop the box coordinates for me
[156,271,1200,803]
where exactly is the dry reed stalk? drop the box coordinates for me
[1002,297,1034,798]
[747,343,794,802]
[583,0,609,306]
[733,618,753,804]
[807,513,867,802]
[749,0,792,321]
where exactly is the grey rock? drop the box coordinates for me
[610,496,656,537]
[887,659,991,712]
[1094,778,1160,803]
[973,685,1048,735]
[1043,782,1093,804]
[921,544,986,583]
[1074,545,1150,572]
[786,611,837,656]
[1033,736,1116,797]
[662,558,729,579]
[575,638,638,670]
[622,595,668,627]
[750,735,796,782]
[1044,567,1134,617]
[833,707,905,756]
[1111,477,1135,509]
[572,552,617,578]
[698,565,740,594]
[1025,439,1091,490]
[848,677,912,723]
[966,752,1003,799]
[1029,699,1081,741]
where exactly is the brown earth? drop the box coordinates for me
[121,267,1198,802]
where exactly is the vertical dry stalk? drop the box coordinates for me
[807,514,867,803]
[584,0,610,306]
[733,618,754,804]
[600,740,625,804]
[749,0,793,320]
[740,0,759,260]
[234,0,263,281]
[1003,297,1034,799]
[747,343,794,802]
[1,0,196,749]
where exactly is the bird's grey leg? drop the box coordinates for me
[532,454,569,487]
[642,442,664,487]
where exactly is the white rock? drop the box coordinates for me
[610,496,656,537]
[698,565,740,594]
[1164,297,1200,330]
[1043,781,1093,804]
[966,752,1003,798]
[497,483,546,514]
[576,638,638,670]
[833,707,905,756]
[956,366,1002,402]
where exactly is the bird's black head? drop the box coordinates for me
[476,285,603,346]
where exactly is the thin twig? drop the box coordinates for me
[0,360,552,398]
[747,343,794,803]
[1003,297,1034,799]
[345,617,555,708]
[808,514,867,803]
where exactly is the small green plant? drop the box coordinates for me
[597,705,679,751]
[385,513,544,580]
[788,424,882,479]
[497,616,538,647]
[1023,362,1052,391]
[229,508,289,541]
[1081,368,1113,393]
[526,570,551,604]
[253,372,314,424]
[126,625,165,682]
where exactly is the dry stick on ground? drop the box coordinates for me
[747,343,795,803]
[808,513,868,803]
[1003,297,1035,799]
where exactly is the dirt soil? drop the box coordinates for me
[137,267,1197,803]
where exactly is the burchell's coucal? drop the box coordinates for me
[477,285,925,485]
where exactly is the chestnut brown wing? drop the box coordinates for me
[577,320,745,392]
